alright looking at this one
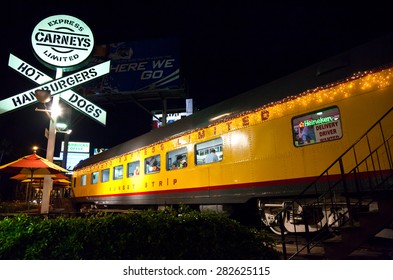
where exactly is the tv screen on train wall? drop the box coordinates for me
[82,38,181,93]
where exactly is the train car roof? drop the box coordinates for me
[74,33,393,169]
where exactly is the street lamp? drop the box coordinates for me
[32,145,46,155]
[32,145,39,153]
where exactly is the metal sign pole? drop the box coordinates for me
[41,68,62,214]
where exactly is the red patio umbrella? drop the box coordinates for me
[0,153,68,202]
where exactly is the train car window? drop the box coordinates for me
[91,171,99,184]
[195,138,223,165]
[292,106,342,147]
[127,161,140,177]
[145,155,161,174]
[81,174,87,186]
[101,168,110,182]
[167,147,188,170]
[113,165,123,180]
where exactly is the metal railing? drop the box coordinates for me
[277,107,393,259]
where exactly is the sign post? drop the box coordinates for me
[41,70,62,214]
[1,14,109,214]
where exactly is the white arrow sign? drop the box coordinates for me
[7,54,107,125]
[1,57,110,125]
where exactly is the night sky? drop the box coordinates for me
[0,1,392,163]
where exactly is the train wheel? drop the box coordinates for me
[269,225,287,235]
[260,208,288,235]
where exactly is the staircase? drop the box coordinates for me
[322,193,393,259]
[279,107,393,260]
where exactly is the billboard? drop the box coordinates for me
[82,38,182,94]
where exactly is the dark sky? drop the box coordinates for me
[0,1,392,162]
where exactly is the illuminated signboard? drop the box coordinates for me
[31,15,94,71]
[3,14,109,125]
[60,141,90,170]
[292,106,342,147]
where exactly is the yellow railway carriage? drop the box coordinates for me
[71,35,393,232]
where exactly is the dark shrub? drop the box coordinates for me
[0,210,281,260]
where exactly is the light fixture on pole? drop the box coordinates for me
[56,122,72,169]
[35,90,53,121]
[35,89,52,103]
[56,122,72,134]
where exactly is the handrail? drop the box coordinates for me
[276,106,393,259]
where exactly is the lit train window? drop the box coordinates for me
[167,147,188,170]
[81,174,87,186]
[195,138,223,165]
[113,165,123,180]
[101,168,110,182]
[91,172,99,184]
[127,161,140,177]
[145,155,161,174]
[292,106,342,147]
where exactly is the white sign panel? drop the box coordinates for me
[31,15,94,71]
[1,59,109,116]
[315,120,343,142]
[60,91,106,125]
[7,54,107,125]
